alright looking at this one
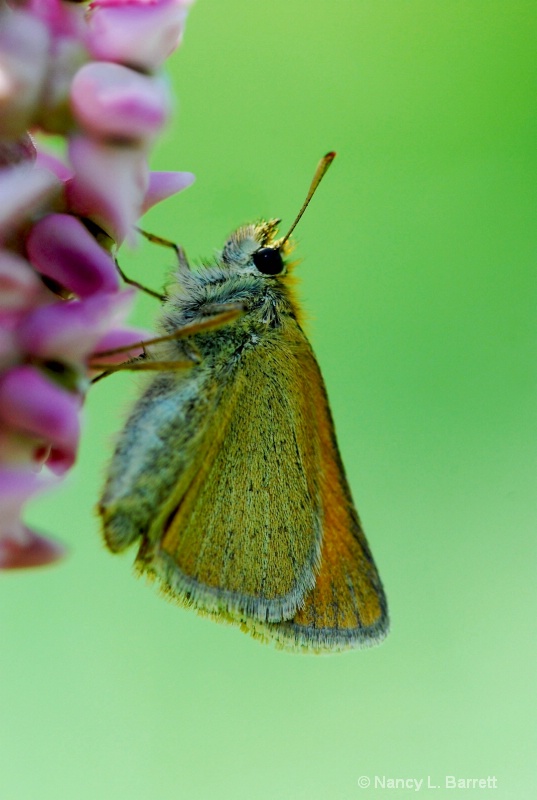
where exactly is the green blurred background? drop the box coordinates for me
[1,2,535,798]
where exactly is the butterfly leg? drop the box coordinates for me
[90,305,245,383]
[90,358,197,384]
[136,226,190,278]
[114,257,166,301]
[114,225,191,300]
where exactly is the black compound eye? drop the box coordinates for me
[252,247,284,275]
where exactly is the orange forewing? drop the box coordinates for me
[244,340,388,651]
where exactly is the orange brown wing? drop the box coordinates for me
[234,341,389,651]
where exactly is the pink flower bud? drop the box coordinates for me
[17,291,135,363]
[66,135,149,243]
[0,164,60,242]
[0,366,81,475]
[0,526,66,569]
[35,149,73,182]
[0,467,65,569]
[26,213,120,298]
[71,62,170,142]
[0,251,42,311]
[0,8,49,137]
[87,0,193,71]
[143,170,195,213]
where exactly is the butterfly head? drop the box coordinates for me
[217,153,336,283]
[219,219,293,279]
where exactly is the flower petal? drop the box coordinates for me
[0,164,60,241]
[0,365,81,474]
[0,466,47,518]
[142,170,194,213]
[71,62,170,142]
[0,525,66,569]
[17,290,135,362]
[35,148,73,183]
[0,8,49,137]
[66,135,149,243]
[87,0,193,71]
[0,466,65,569]
[0,250,42,310]
[26,213,119,298]
[25,0,85,38]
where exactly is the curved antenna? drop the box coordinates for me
[279,151,336,248]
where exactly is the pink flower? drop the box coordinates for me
[0,0,195,567]
[0,251,43,315]
[0,469,65,569]
[71,63,170,142]
[66,135,151,244]
[16,290,135,363]
[143,170,196,213]
[0,366,82,475]
[87,0,193,70]
[0,164,60,242]
[0,8,50,137]
[26,214,120,297]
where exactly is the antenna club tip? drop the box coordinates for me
[280,153,335,245]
